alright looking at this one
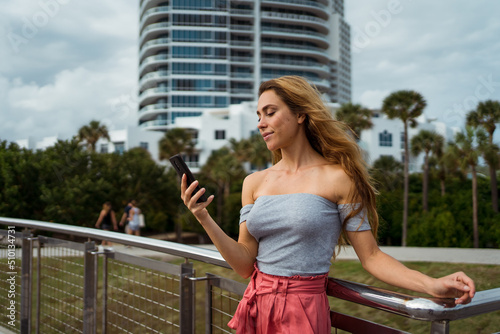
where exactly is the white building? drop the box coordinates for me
[16,136,61,150]
[16,127,164,164]
[95,126,164,164]
[361,111,458,172]
[172,101,259,169]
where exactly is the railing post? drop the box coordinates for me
[205,273,216,334]
[20,230,33,334]
[180,261,195,334]
[102,250,110,334]
[83,241,97,334]
[430,320,449,334]
[35,238,41,334]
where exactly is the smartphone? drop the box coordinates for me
[169,154,208,203]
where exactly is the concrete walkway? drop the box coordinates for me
[335,246,500,265]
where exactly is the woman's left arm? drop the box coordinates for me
[347,230,476,304]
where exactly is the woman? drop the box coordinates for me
[181,76,475,333]
[126,200,141,236]
[95,201,118,246]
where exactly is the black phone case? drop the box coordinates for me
[169,154,208,203]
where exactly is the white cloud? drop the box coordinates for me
[358,90,391,110]
[347,0,500,129]
[0,0,138,142]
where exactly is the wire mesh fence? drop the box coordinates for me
[104,253,184,333]
[37,243,86,334]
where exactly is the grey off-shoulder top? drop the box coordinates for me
[239,193,371,277]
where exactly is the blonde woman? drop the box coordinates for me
[126,200,141,236]
[181,76,475,333]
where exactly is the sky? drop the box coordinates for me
[1,0,499,143]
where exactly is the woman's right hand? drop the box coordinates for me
[181,174,214,222]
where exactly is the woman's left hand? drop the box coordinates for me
[432,271,476,304]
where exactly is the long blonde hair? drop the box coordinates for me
[258,76,379,247]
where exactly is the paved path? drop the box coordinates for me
[335,246,500,265]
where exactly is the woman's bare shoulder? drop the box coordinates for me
[320,164,355,203]
[242,169,271,205]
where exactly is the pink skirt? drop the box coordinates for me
[227,266,331,334]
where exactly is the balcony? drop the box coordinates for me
[139,118,170,129]
[261,0,329,18]
[139,70,170,89]
[2,218,500,333]
[139,54,170,77]
[138,86,170,106]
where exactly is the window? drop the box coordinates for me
[215,130,226,140]
[114,142,125,154]
[379,130,392,147]
[182,153,200,168]
[140,142,149,150]
[100,144,108,154]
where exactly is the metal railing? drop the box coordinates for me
[1,217,500,334]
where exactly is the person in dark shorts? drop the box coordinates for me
[95,201,118,247]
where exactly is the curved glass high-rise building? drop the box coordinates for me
[138,0,351,130]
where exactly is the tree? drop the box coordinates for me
[200,147,246,225]
[158,128,196,161]
[410,130,444,211]
[448,126,488,248]
[370,155,403,192]
[158,128,197,241]
[335,102,374,140]
[382,90,426,246]
[466,100,500,212]
[229,134,271,171]
[77,120,110,152]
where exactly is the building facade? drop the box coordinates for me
[16,128,164,164]
[138,0,351,131]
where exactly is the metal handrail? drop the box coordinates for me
[1,217,228,268]
[328,278,500,322]
[2,216,500,328]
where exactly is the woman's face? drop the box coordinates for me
[257,90,305,151]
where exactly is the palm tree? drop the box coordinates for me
[158,128,195,161]
[230,134,271,171]
[77,120,110,152]
[448,126,488,248]
[466,100,500,212]
[335,102,374,140]
[434,144,461,196]
[410,130,444,212]
[382,90,426,246]
[370,155,403,192]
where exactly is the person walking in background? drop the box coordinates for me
[119,199,133,230]
[126,200,141,236]
[180,76,475,333]
[95,201,118,247]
